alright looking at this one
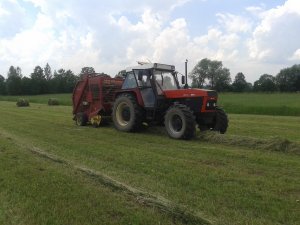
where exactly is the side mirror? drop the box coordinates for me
[181,75,185,84]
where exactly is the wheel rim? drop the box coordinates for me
[169,114,183,132]
[116,102,131,127]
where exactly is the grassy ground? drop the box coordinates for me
[0,136,176,225]
[0,101,299,225]
[228,114,300,143]
[1,92,300,116]
[218,92,300,116]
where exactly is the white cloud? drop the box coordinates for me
[289,49,300,60]
[24,0,46,8]
[0,6,10,17]
[248,0,300,63]
[0,0,299,84]
[170,0,191,11]
[153,18,189,61]
[245,4,266,17]
[0,0,243,79]
[217,13,253,33]
[194,28,222,46]
[246,6,263,14]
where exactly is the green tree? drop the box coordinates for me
[253,74,277,92]
[44,63,52,81]
[6,66,22,95]
[52,69,65,93]
[0,75,6,95]
[214,67,232,92]
[31,66,47,94]
[232,72,248,92]
[64,69,78,92]
[21,77,33,95]
[80,67,95,75]
[246,82,253,92]
[189,58,231,91]
[276,64,300,92]
[50,69,78,93]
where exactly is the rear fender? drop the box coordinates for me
[115,89,144,107]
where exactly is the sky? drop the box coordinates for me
[0,0,300,82]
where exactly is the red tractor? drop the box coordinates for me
[72,63,228,139]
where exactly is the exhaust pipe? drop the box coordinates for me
[185,59,189,89]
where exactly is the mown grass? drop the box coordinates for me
[218,92,300,116]
[228,114,300,143]
[0,101,299,225]
[1,92,300,116]
[0,135,176,225]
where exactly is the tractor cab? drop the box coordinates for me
[121,63,183,108]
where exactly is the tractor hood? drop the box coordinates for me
[163,89,217,99]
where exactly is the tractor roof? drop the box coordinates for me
[126,63,175,72]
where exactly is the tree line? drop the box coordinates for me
[0,60,299,95]
[0,64,96,95]
[190,58,300,92]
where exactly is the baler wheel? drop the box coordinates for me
[164,104,196,139]
[76,113,88,126]
[112,94,143,132]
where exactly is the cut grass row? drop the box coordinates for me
[1,92,300,116]
[0,135,175,225]
[0,101,299,225]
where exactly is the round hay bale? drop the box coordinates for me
[48,98,60,106]
[16,98,30,107]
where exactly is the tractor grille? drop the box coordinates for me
[178,97,202,113]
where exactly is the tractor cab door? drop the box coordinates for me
[134,69,156,108]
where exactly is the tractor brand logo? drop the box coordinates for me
[183,93,196,97]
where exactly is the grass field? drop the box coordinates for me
[1,92,300,116]
[0,93,72,106]
[0,100,299,225]
[218,92,300,116]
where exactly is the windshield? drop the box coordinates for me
[154,71,178,93]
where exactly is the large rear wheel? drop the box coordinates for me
[164,104,196,139]
[112,94,143,132]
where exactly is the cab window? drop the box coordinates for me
[134,70,151,88]
[122,72,137,89]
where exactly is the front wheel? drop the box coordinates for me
[213,107,228,134]
[164,104,196,140]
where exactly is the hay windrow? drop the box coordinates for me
[199,132,300,154]
[30,147,212,225]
